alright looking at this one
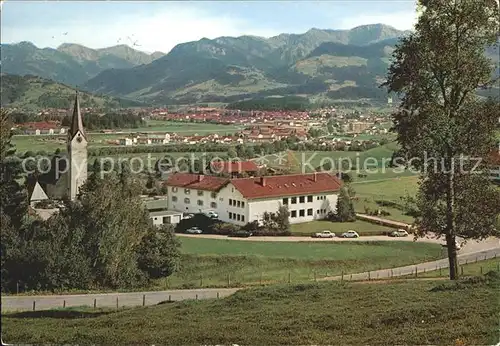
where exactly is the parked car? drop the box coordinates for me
[229,230,253,238]
[389,229,409,237]
[442,242,462,251]
[185,227,202,234]
[341,230,360,238]
[205,211,218,219]
[312,230,336,238]
[183,213,194,219]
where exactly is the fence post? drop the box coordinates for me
[313,271,316,282]
[200,275,203,287]
[288,272,291,284]
[196,294,198,300]
[439,267,442,276]
[16,282,19,295]
[391,269,393,278]
[227,274,230,287]
[497,262,500,272]
[368,271,371,281]
[217,292,219,299]
[350,274,352,281]
[480,266,483,275]
[116,297,118,310]
[169,294,172,302]
[143,294,146,307]
[93,298,96,309]
[63,300,66,308]
[32,301,35,311]
[415,267,418,278]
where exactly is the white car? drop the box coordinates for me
[183,213,194,219]
[341,230,359,238]
[312,230,336,238]
[185,227,202,234]
[205,211,218,219]
[389,229,409,237]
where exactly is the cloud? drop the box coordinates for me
[2,3,279,53]
[337,10,418,31]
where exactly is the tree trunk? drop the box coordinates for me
[446,154,458,280]
[446,233,459,280]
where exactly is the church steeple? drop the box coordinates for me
[69,91,85,139]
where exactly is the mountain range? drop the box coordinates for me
[2,24,498,107]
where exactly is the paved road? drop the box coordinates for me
[1,288,239,313]
[320,246,500,281]
[3,240,498,313]
[176,233,500,251]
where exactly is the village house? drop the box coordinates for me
[163,172,342,225]
[208,160,259,178]
[143,197,183,227]
[488,149,500,183]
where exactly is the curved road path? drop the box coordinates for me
[2,238,499,313]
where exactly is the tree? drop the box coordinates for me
[137,225,181,279]
[335,187,356,222]
[0,109,27,228]
[384,0,500,279]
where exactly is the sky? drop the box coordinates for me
[1,1,418,54]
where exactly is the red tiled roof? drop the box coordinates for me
[230,172,342,199]
[487,151,500,165]
[210,161,259,174]
[164,173,229,191]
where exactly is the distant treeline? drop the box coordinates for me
[11,111,145,130]
[226,96,312,111]
[61,112,146,130]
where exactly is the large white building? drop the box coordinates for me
[164,172,343,225]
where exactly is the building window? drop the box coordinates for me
[317,196,319,200]
[163,216,171,224]
[299,196,305,203]
[154,217,158,220]
[184,198,190,204]
[241,215,245,222]
[229,198,233,206]
[237,201,241,208]
[211,202,217,208]
[307,196,313,202]
[316,210,320,214]
[299,209,305,217]
[283,198,288,205]
[237,214,241,221]
[291,210,297,218]
[197,190,204,196]
[307,208,313,216]
[291,197,297,204]
[172,196,178,202]
[197,200,203,206]
[184,188,190,194]
[241,201,245,208]
[172,187,178,193]
[229,212,233,219]
[211,192,217,199]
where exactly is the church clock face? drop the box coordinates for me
[76,136,82,143]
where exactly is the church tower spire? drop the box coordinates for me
[67,91,88,200]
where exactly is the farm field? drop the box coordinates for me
[3,277,498,345]
[153,237,446,289]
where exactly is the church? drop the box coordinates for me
[28,92,88,205]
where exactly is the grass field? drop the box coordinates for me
[3,277,498,345]
[152,238,447,288]
[352,176,420,223]
[289,220,392,236]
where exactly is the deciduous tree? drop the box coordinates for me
[384,0,500,279]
